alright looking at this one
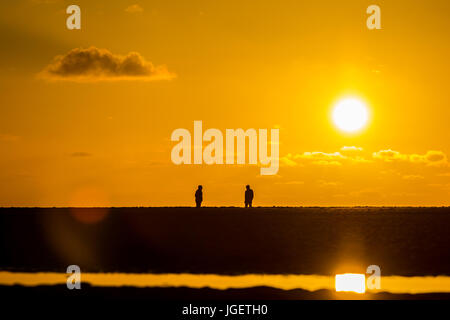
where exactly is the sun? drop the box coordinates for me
[335,273,366,294]
[332,98,369,133]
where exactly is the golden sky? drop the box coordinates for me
[1,0,450,206]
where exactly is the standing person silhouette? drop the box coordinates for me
[245,185,254,208]
[195,185,203,208]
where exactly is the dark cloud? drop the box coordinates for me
[39,47,176,82]
[71,152,92,157]
[425,151,446,163]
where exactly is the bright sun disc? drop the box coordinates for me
[332,98,369,133]
[335,273,366,294]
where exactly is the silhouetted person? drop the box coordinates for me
[195,185,203,208]
[245,185,254,208]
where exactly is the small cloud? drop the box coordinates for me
[348,188,383,199]
[301,151,345,160]
[402,174,424,181]
[373,149,448,166]
[299,151,345,166]
[280,155,298,167]
[341,146,363,151]
[340,146,363,156]
[30,0,59,4]
[125,4,144,13]
[437,172,450,177]
[71,152,92,157]
[39,47,176,82]
[373,149,406,162]
[423,151,447,165]
[275,180,304,185]
[312,160,342,167]
[428,183,450,190]
[317,180,340,187]
[256,174,282,179]
[280,147,368,167]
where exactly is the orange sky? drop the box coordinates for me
[0,0,449,206]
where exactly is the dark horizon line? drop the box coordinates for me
[1,205,450,209]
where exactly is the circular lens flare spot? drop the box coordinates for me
[69,187,110,224]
